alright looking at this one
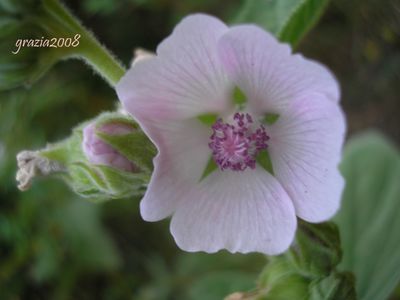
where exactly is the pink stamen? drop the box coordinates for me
[208,113,269,171]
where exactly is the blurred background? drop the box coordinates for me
[0,0,399,299]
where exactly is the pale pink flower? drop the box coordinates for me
[82,122,136,172]
[117,14,345,254]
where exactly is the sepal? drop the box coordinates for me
[309,272,357,300]
[95,115,155,173]
[225,222,357,300]
[287,220,342,277]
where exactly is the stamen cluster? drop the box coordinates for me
[209,113,269,171]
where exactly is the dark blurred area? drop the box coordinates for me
[301,0,400,145]
[0,0,399,299]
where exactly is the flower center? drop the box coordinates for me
[208,113,269,171]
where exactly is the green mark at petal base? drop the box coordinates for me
[197,114,218,126]
[263,113,280,125]
[233,86,247,106]
[199,156,218,182]
[257,150,274,175]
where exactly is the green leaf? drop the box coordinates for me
[199,156,218,182]
[31,236,60,282]
[234,0,330,47]
[278,0,330,46]
[257,150,274,175]
[54,199,121,270]
[188,271,256,300]
[334,131,400,300]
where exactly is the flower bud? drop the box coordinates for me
[287,221,342,277]
[82,122,137,172]
[226,222,356,299]
[17,112,156,201]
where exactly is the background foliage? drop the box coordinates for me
[0,0,399,299]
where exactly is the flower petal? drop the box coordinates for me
[138,116,211,221]
[117,14,232,121]
[217,25,340,115]
[82,123,135,172]
[170,168,297,255]
[267,94,346,222]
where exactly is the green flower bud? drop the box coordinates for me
[17,112,156,201]
[287,220,342,277]
[225,222,357,300]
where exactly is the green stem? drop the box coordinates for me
[40,0,126,87]
[78,31,126,87]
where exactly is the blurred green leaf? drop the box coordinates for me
[31,236,60,282]
[188,271,256,300]
[55,199,121,271]
[335,131,400,300]
[0,0,38,14]
[0,19,59,90]
[82,0,118,15]
[136,252,266,300]
[234,0,330,47]
[176,252,266,278]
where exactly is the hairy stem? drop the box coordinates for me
[40,0,126,87]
